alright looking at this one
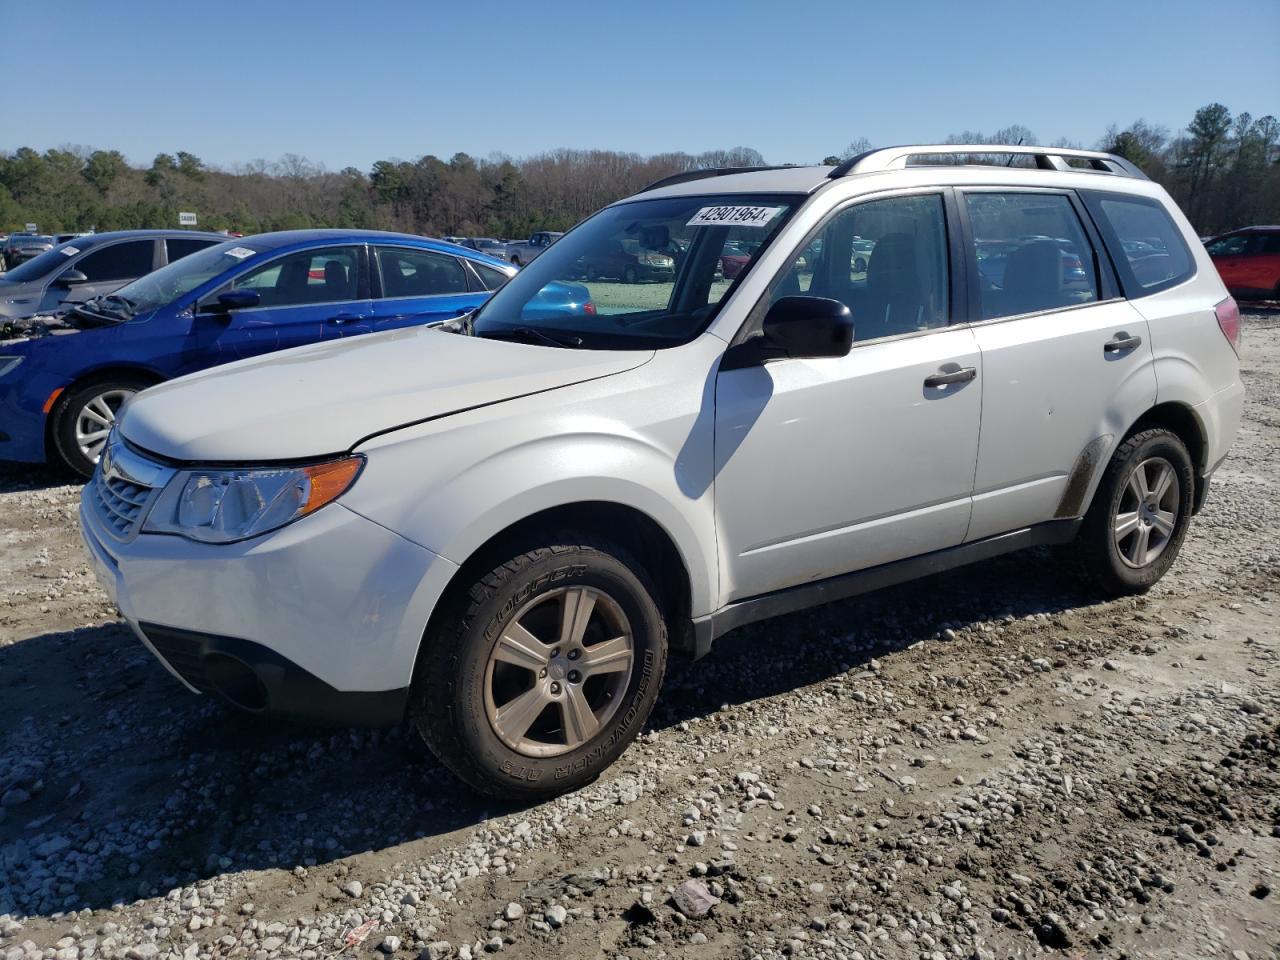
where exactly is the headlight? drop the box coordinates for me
[143,455,363,543]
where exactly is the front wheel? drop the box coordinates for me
[412,538,667,799]
[51,377,150,477]
[1073,428,1194,596]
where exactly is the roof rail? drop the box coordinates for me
[827,144,1148,181]
[640,165,797,193]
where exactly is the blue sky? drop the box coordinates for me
[4,0,1277,171]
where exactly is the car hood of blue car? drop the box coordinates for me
[120,325,654,462]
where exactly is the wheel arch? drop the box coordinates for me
[44,364,167,457]
[422,500,699,661]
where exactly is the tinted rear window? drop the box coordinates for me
[1085,193,1194,295]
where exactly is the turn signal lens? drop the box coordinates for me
[298,457,364,517]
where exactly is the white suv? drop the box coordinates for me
[80,145,1244,798]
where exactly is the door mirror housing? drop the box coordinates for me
[57,269,89,287]
[203,289,261,314]
[761,296,853,358]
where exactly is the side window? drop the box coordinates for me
[964,193,1098,320]
[166,237,218,263]
[1089,194,1194,292]
[233,247,359,307]
[1260,234,1280,255]
[769,194,950,341]
[1205,234,1249,257]
[76,240,155,282]
[375,247,468,298]
[472,261,512,291]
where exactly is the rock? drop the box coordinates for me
[502,903,523,922]
[0,789,29,808]
[544,905,567,928]
[379,936,402,954]
[343,880,364,898]
[421,942,452,960]
[687,830,706,847]
[672,879,719,919]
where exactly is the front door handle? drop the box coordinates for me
[327,313,366,326]
[1104,332,1143,354]
[924,365,977,388]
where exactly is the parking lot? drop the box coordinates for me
[0,310,1276,959]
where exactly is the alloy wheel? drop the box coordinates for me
[483,586,635,758]
[1113,456,1180,568]
[74,388,135,465]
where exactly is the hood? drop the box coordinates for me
[120,326,653,462]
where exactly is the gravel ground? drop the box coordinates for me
[1,310,1277,960]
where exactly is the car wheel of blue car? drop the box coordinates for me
[52,377,150,478]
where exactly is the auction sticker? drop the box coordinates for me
[61,246,80,257]
[687,205,783,228]
[224,246,256,259]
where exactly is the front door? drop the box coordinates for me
[43,238,158,313]
[714,192,982,602]
[192,245,367,366]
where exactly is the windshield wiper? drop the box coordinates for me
[480,326,583,348]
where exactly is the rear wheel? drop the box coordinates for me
[412,538,667,799]
[51,377,149,477]
[1074,428,1194,596]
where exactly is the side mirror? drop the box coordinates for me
[205,289,261,313]
[760,296,853,359]
[57,269,88,287]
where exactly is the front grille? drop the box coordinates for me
[141,625,213,692]
[87,433,174,541]
[91,469,154,538]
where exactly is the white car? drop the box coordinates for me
[80,145,1244,798]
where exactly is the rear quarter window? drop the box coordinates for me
[1083,192,1194,296]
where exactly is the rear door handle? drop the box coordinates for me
[1104,332,1142,354]
[327,313,366,325]
[923,366,977,388]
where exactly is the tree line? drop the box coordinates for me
[0,103,1274,241]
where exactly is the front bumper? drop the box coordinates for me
[80,487,459,725]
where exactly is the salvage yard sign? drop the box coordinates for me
[178,212,198,226]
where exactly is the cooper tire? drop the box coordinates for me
[412,537,667,799]
[51,377,150,477]
[1074,428,1194,597]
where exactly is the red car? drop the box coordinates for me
[718,240,756,280]
[1206,226,1280,300]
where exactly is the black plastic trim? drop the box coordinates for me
[138,622,409,726]
[690,519,1081,656]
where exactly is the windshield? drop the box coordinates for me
[106,240,266,315]
[473,193,799,348]
[0,241,81,284]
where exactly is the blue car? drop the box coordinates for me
[0,230,533,475]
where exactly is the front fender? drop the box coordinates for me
[344,344,724,617]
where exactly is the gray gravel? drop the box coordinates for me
[1,310,1278,960]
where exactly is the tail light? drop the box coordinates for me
[1215,296,1241,354]
[582,300,597,316]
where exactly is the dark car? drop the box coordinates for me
[1,234,55,271]
[0,230,227,320]
[580,238,676,283]
[1206,226,1280,300]
[0,230,596,475]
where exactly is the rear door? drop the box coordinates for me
[958,189,1156,540]
[368,245,485,331]
[42,238,158,313]
[192,245,368,364]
